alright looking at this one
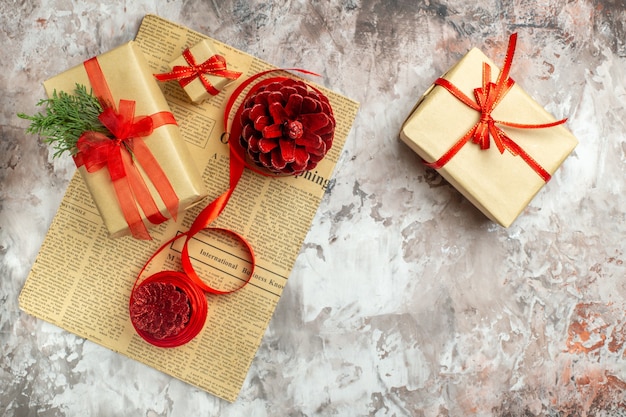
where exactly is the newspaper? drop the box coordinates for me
[19,14,359,402]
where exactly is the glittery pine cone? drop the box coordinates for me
[129,282,191,340]
[239,78,336,175]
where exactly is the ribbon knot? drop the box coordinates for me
[426,33,567,182]
[98,100,155,142]
[479,113,492,124]
[155,48,242,96]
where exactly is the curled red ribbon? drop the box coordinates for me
[155,49,242,96]
[424,33,568,182]
[129,270,208,348]
[74,57,180,240]
[131,68,324,347]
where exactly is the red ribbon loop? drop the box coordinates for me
[425,33,568,182]
[132,68,322,347]
[74,56,180,239]
[155,49,243,96]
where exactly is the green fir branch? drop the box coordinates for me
[18,84,110,158]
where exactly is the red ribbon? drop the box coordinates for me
[74,56,180,240]
[155,49,242,96]
[129,270,208,348]
[424,33,567,182]
[131,68,321,347]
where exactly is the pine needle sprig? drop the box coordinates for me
[18,84,110,158]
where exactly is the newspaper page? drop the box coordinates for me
[19,14,359,402]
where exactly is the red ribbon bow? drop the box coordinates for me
[425,33,567,182]
[155,49,242,96]
[74,57,180,240]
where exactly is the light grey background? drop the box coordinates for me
[2,1,625,416]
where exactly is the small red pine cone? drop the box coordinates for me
[129,282,191,340]
[239,78,336,175]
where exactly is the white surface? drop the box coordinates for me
[2,1,625,416]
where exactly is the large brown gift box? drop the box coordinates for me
[44,41,207,238]
[400,41,578,227]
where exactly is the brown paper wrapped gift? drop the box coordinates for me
[160,39,242,103]
[44,41,207,238]
[400,36,578,227]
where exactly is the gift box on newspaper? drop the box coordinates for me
[158,39,242,103]
[43,41,207,239]
[400,35,578,227]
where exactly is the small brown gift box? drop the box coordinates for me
[164,39,241,103]
[400,38,578,227]
[44,41,207,238]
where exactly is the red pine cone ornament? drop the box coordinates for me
[239,78,336,175]
[129,282,191,340]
